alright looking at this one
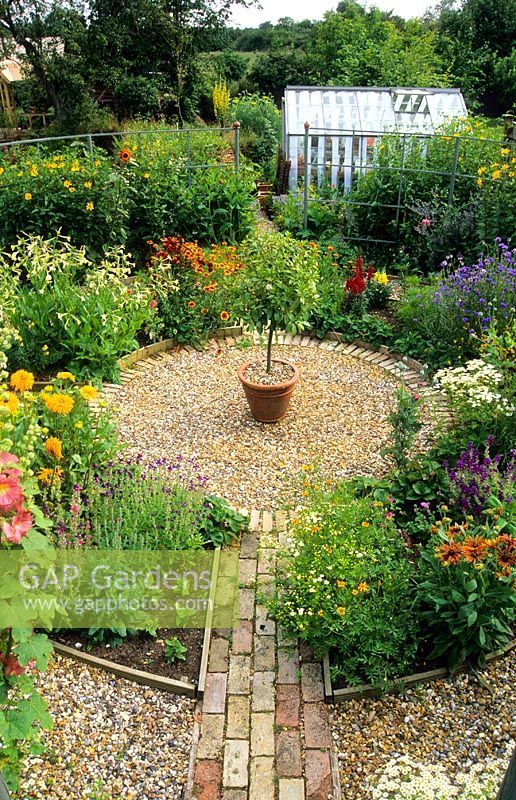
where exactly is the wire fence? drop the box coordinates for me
[285,125,515,245]
[0,122,242,173]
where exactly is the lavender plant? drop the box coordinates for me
[446,438,516,520]
[395,240,516,369]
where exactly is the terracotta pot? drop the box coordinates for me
[238,360,299,423]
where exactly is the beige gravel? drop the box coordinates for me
[15,655,195,800]
[111,341,426,509]
[330,652,516,799]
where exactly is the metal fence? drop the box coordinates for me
[288,124,514,245]
[0,121,242,174]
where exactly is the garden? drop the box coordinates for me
[0,112,515,800]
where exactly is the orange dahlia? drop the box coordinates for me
[461,536,490,564]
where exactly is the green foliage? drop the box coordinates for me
[164,636,188,663]
[382,385,423,471]
[267,479,418,687]
[228,93,280,180]
[1,234,155,380]
[0,145,130,256]
[232,230,320,369]
[198,495,248,548]
[0,460,54,792]
[84,458,207,551]
[417,514,516,669]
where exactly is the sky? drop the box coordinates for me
[230,0,439,27]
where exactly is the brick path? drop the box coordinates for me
[106,332,443,800]
[191,511,338,800]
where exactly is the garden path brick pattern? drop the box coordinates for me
[190,511,338,800]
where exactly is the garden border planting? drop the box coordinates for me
[323,640,516,703]
[48,545,224,699]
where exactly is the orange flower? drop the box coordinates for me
[1,392,19,414]
[496,534,516,572]
[435,540,462,565]
[44,393,74,415]
[44,437,62,460]
[461,536,489,564]
[336,580,345,588]
[187,300,196,309]
[10,370,34,393]
[37,466,64,484]
[80,385,98,400]
[220,310,230,321]
[119,148,132,163]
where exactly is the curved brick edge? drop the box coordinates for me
[325,639,516,703]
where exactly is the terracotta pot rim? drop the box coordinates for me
[238,359,299,391]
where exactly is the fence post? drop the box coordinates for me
[86,134,93,158]
[395,133,407,241]
[233,121,240,173]
[303,121,310,230]
[186,128,192,187]
[447,137,460,205]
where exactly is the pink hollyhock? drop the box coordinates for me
[0,653,26,677]
[150,298,157,309]
[0,473,24,514]
[0,452,22,478]
[2,508,33,544]
[421,218,432,227]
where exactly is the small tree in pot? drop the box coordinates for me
[233,229,319,422]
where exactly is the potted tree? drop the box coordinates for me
[233,229,319,422]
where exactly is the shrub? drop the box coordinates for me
[394,241,516,370]
[148,236,243,345]
[267,478,418,686]
[228,93,280,179]
[1,234,156,380]
[446,438,516,521]
[0,145,130,257]
[1,368,117,500]
[417,514,516,669]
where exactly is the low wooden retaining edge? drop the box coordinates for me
[50,640,197,698]
[323,639,516,703]
[49,547,224,699]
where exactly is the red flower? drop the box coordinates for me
[0,653,26,677]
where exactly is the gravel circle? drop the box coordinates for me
[112,341,425,509]
[16,655,195,800]
[330,652,516,799]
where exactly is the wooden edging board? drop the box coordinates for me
[324,639,516,703]
[50,547,222,699]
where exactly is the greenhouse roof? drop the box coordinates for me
[283,86,467,135]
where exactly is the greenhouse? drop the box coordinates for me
[281,85,468,189]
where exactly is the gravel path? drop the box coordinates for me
[330,652,516,799]
[113,341,420,509]
[16,655,195,800]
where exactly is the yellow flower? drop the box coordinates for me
[24,192,32,201]
[0,166,4,175]
[85,201,94,212]
[30,165,39,177]
[373,270,388,285]
[0,392,19,414]
[63,180,72,188]
[352,588,359,596]
[56,371,76,382]
[317,610,324,616]
[41,427,49,434]
[336,606,346,616]
[361,521,370,528]
[143,172,150,179]
[358,581,369,593]
[500,148,510,156]
[38,466,64,484]
[477,178,484,188]
[45,437,63,459]
[84,181,92,188]
[94,159,101,167]
[492,169,502,180]
[74,421,83,429]
[477,166,486,176]
[68,187,76,193]
[336,580,346,588]
[10,370,34,393]
[80,385,98,400]
[44,393,74,415]
[501,164,509,172]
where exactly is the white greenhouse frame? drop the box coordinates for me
[281,86,468,191]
